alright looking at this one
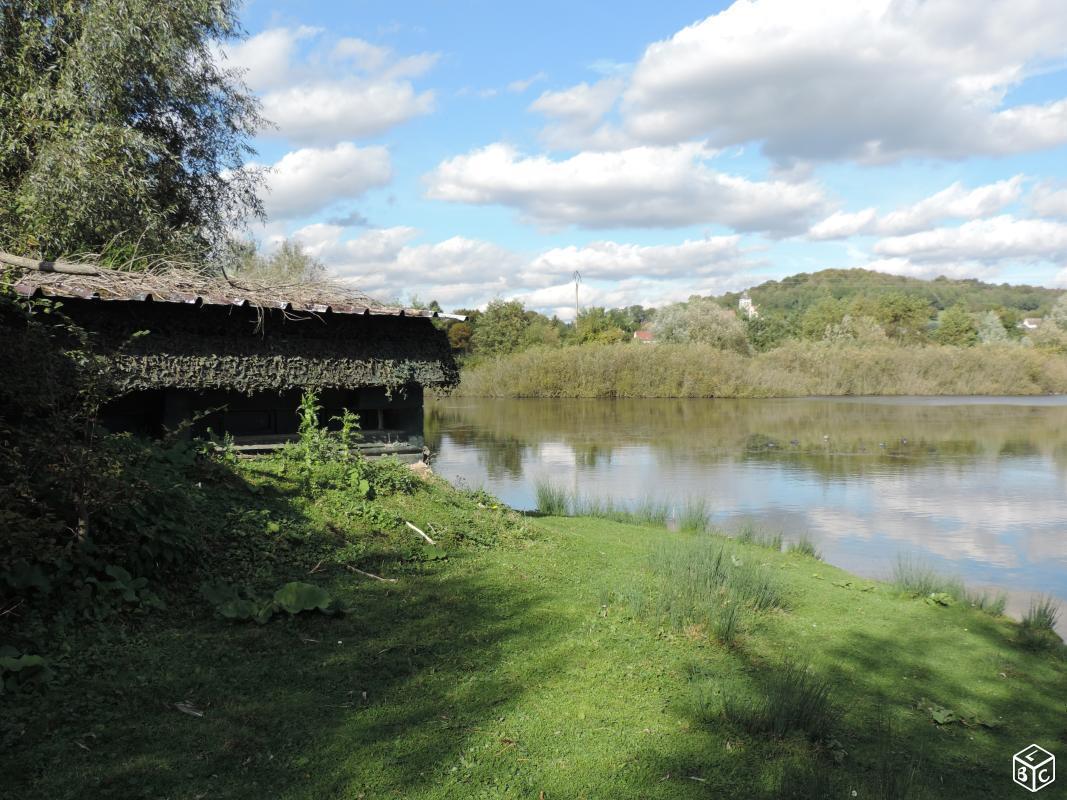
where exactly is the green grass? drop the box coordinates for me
[534,478,569,515]
[676,497,711,533]
[786,534,821,559]
[735,520,783,551]
[3,474,1066,800]
[893,554,1008,616]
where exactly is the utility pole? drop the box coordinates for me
[573,270,581,323]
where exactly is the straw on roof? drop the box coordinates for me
[1,251,458,319]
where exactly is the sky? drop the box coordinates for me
[223,0,1067,317]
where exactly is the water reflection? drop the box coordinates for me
[427,397,1067,626]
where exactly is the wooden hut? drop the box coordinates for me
[6,255,459,461]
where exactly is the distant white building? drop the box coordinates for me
[1020,317,1043,330]
[738,294,759,319]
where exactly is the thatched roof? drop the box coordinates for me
[1,251,457,319]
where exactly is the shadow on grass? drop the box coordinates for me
[646,605,1067,799]
[8,557,556,800]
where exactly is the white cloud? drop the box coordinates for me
[424,142,827,234]
[288,225,761,314]
[219,26,436,145]
[529,78,628,149]
[508,72,548,93]
[809,176,1024,239]
[873,215,1067,263]
[220,26,320,92]
[261,143,392,219]
[261,82,434,145]
[1031,183,1067,219]
[620,0,1067,162]
[523,237,749,285]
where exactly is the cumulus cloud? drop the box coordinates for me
[1031,183,1067,219]
[522,237,750,285]
[260,143,392,219]
[872,215,1067,263]
[218,26,435,144]
[809,176,1024,239]
[620,0,1067,162]
[424,142,827,234]
[288,225,761,314]
[529,78,626,148]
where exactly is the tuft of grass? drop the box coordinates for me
[1023,595,1061,631]
[535,479,570,516]
[893,554,1008,618]
[676,496,711,533]
[787,534,821,560]
[735,521,783,551]
[723,661,839,740]
[636,537,784,644]
[568,492,671,528]
[966,590,1007,616]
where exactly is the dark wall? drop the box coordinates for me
[59,298,458,394]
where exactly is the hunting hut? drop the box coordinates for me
[5,254,459,461]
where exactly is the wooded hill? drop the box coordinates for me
[719,268,1062,317]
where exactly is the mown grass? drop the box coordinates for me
[4,474,1066,800]
[458,340,1067,398]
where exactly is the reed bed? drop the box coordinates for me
[459,341,1067,399]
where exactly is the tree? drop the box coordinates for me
[470,300,530,357]
[934,305,978,347]
[651,297,750,353]
[0,0,262,260]
[745,313,796,351]
[800,297,847,340]
[872,292,933,342]
[576,307,627,345]
[976,310,1010,344]
[230,240,327,283]
[1048,294,1067,330]
[446,321,473,352]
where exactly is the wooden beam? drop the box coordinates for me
[0,251,100,276]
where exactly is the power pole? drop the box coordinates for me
[573,270,581,323]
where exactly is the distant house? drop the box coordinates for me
[738,294,759,319]
[633,329,655,344]
[1020,317,1043,330]
[8,256,459,461]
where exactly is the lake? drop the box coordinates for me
[427,396,1067,627]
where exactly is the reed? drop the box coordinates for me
[534,479,570,516]
[787,534,821,560]
[676,497,711,533]
[893,554,1008,617]
[735,521,783,551]
[458,341,1067,399]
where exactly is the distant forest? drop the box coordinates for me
[434,268,1067,362]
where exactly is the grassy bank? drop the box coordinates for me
[457,341,1067,397]
[4,460,1065,799]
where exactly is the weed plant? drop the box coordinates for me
[676,497,711,533]
[534,480,570,516]
[735,521,783,551]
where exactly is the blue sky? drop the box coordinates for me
[224,0,1067,315]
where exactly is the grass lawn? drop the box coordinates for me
[4,476,1066,799]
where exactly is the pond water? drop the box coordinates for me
[427,396,1067,627]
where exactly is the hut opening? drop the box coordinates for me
[6,254,460,461]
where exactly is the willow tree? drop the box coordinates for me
[0,0,263,261]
